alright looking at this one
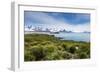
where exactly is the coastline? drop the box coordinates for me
[24,31,90,42]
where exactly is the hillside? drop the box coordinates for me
[24,34,90,61]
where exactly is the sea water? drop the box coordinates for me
[54,32,90,42]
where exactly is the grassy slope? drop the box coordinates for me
[24,34,90,61]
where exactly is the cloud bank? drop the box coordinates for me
[24,11,90,32]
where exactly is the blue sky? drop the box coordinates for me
[24,11,90,32]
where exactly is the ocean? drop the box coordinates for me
[53,32,90,42]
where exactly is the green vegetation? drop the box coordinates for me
[24,34,90,61]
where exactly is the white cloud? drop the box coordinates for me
[25,12,90,32]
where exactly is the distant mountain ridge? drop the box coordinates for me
[25,25,90,33]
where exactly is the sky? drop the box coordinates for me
[24,11,90,32]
